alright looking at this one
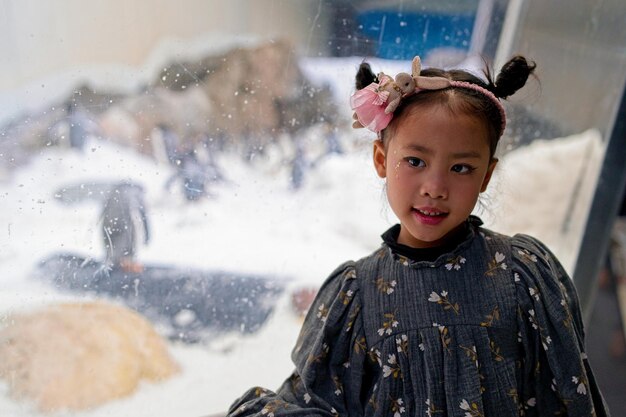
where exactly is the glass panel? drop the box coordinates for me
[481,0,626,275]
[1,0,624,416]
[481,0,626,412]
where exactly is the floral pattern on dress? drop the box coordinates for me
[489,339,505,362]
[345,305,360,332]
[369,347,382,367]
[527,309,553,351]
[433,322,452,354]
[396,254,410,266]
[508,389,536,416]
[382,353,402,379]
[390,397,406,417]
[572,374,589,395]
[255,387,269,397]
[338,289,354,305]
[354,336,367,355]
[316,303,328,322]
[306,342,329,364]
[479,305,500,327]
[459,399,484,417]
[445,255,466,271]
[378,312,399,336]
[375,276,397,294]
[528,286,540,301]
[517,248,538,263]
[485,251,507,276]
[561,298,574,329]
[332,376,343,396]
[425,399,443,416]
[460,344,478,368]
[428,290,460,315]
[396,334,409,354]
[260,400,288,417]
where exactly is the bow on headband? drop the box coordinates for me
[350,56,506,135]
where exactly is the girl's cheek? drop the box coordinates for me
[394,160,402,177]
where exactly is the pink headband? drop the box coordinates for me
[350,56,506,136]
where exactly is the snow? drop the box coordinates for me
[481,129,604,273]
[0,54,604,416]
[0,131,393,416]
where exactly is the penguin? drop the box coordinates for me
[100,182,150,273]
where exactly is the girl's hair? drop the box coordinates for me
[355,56,536,158]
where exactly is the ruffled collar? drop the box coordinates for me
[381,216,483,266]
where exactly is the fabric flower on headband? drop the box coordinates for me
[350,56,449,133]
[350,56,506,135]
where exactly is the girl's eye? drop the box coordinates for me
[405,157,425,168]
[451,164,475,174]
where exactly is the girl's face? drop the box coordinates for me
[373,105,497,248]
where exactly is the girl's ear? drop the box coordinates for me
[373,139,387,178]
[480,158,498,192]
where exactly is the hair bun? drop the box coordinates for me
[355,62,377,90]
[493,56,536,99]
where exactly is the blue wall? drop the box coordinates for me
[357,10,475,60]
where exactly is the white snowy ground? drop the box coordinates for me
[0,131,396,417]
[0,54,604,417]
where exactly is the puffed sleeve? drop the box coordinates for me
[226,261,368,417]
[513,234,610,416]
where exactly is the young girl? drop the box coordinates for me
[226,56,610,416]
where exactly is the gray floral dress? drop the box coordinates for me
[227,218,609,416]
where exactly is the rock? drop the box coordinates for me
[0,38,340,173]
[0,301,179,412]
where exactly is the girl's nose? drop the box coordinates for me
[420,173,448,199]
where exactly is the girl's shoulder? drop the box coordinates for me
[477,227,564,269]
[477,228,582,325]
[310,259,361,310]
[476,226,572,287]
[316,245,394,303]
[322,259,358,288]
[485,229,579,304]
[508,232,568,276]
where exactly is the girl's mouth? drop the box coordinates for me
[417,208,444,216]
[412,208,448,225]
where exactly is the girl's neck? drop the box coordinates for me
[383,220,473,263]
[398,221,469,249]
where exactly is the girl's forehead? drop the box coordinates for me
[393,108,491,150]
[402,102,483,125]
